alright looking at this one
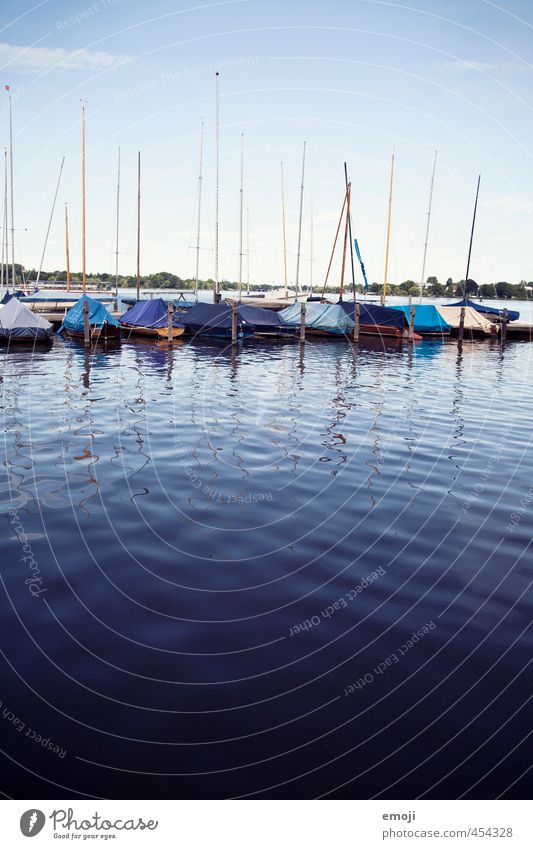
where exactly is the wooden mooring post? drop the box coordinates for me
[408,300,415,344]
[501,308,508,345]
[167,302,174,343]
[231,303,238,344]
[353,302,360,343]
[458,306,465,342]
[83,299,90,348]
[300,302,306,343]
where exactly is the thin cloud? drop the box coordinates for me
[0,41,131,72]
[444,58,533,72]
[483,196,533,215]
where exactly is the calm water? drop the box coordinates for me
[1,326,532,799]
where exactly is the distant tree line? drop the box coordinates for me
[7,267,533,300]
[365,276,532,300]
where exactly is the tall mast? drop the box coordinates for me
[214,71,220,303]
[281,161,288,299]
[464,174,481,298]
[8,90,15,290]
[65,203,71,292]
[309,191,313,294]
[136,150,141,301]
[246,206,250,293]
[419,149,438,303]
[81,102,86,292]
[1,148,6,294]
[344,162,356,301]
[340,182,351,301]
[294,139,306,296]
[238,132,244,300]
[36,156,65,288]
[114,145,121,296]
[194,119,204,302]
[381,150,394,306]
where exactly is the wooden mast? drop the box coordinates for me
[8,91,15,290]
[81,102,86,292]
[419,149,438,303]
[281,161,288,299]
[136,150,141,301]
[464,174,481,298]
[194,119,204,302]
[381,151,394,306]
[339,182,351,301]
[295,139,306,296]
[214,71,220,303]
[238,132,244,300]
[344,162,356,302]
[65,203,71,292]
[321,188,348,299]
[114,145,121,296]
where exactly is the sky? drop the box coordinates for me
[1,0,533,287]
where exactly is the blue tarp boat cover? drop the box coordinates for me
[121,298,184,329]
[395,304,451,333]
[58,294,121,334]
[238,304,295,334]
[1,290,25,304]
[279,302,354,334]
[0,298,52,340]
[181,303,233,330]
[445,299,520,322]
[339,301,408,330]
[120,296,196,310]
[180,303,251,337]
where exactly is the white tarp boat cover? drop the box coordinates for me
[0,297,53,340]
[436,306,496,335]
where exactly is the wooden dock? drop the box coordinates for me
[501,321,533,340]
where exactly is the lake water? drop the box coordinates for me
[1,313,532,799]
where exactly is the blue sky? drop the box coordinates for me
[1,0,533,286]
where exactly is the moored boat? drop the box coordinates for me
[444,298,520,323]
[339,301,417,339]
[238,304,297,337]
[180,303,252,339]
[436,305,497,336]
[58,294,122,342]
[0,298,53,343]
[120,298,185,339]
[395,304,451,336]
[20,289,116,324]
[279,301,355,336]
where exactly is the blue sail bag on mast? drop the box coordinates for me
[354,239,369,291]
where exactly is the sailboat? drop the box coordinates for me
[327,163,415,339]
[440,175,508,334]
[280,182,355,336]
